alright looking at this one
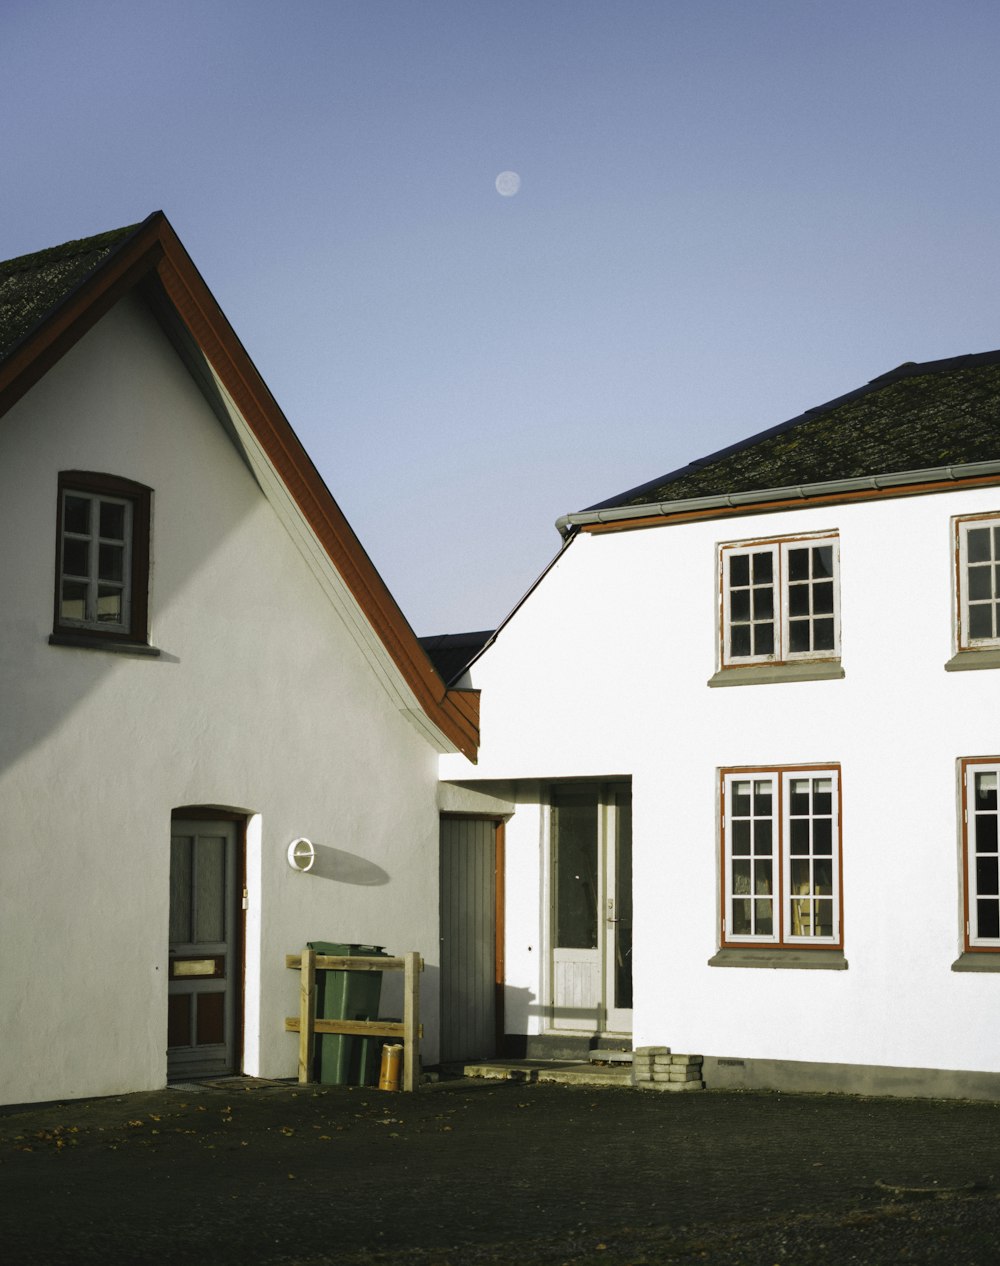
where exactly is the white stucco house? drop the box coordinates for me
[439,351,1000,1100]
[0,213,480,1106]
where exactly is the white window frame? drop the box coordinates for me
[720,766,842,949]
[962,758,1000,951]
[955,515,1000,651]
[719,532,840,667]
[58,489,134,634]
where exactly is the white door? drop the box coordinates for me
[550,785,632,1036]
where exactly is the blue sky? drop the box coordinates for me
[5,1,1000,632]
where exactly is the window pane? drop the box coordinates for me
[812,819,833,854]
[969,565,993,601]
[99,501,126,540]
[788,584,810,617]
[968,527,992,563]
[977,899,1000,940]
[789,780,810,815]
[753,780,772,815]
[752,552,772,583]
[976,856,999,897]
[96,586,123,623]
[98,544,124,583]
[813,581,834,614]
[969,604,994,639]
[61,580,88,621]
[976,772,998,808]
[975,814,998,853]
[193,836,227,943]
[731,860,751,894]
[64,495,91,534]
[814,858,833,891]
[789,858,810,891]
[730,589,750,621]
[789,818,810,854]
[813,779,833,813]
[731,898,751,935]
[813,898,834,937]
[788,548,809,581]
[63,538,90,577]
[754,623,774,655]
[730,624,751,656]
[753,819,772,854]
[732,781,751,815]
[788,619,811,652]
[752,587,773,619]
[754,859,772,894]
[729,553,749,586]
[553,793,598,949]
[732,820,751,855]
[755,900,773,935]
[813,618,835,650]
[812,546,833,578]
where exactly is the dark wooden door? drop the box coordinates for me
[439,816,502,1062]
[168,819,240,1079]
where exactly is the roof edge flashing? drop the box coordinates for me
[556,459,1000,537]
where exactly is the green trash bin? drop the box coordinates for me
[307,941,388,1085]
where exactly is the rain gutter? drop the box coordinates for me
[555,459,1000,539]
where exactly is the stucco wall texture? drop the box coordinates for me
[0,296,442,1105]
[441,483,1000,1080]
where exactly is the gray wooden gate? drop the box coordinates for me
[439,816,501,1063]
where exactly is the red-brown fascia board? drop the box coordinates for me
[0,211,479,760]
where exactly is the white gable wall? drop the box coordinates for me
[0,295,440,1105]
[441,490,1000,1082]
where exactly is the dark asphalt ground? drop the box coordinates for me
[2,1076,1000,1265]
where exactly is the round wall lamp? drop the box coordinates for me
[286,837,316,873]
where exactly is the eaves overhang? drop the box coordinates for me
[0,211,479,761]
[555,460,1000,539]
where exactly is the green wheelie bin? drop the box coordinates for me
[307,941,388,1085]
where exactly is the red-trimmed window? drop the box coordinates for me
[955,515,1000,650]
[54,471,151,644]
[721,766,842,948]
[720,534,840,666]
[962,759,1000,950]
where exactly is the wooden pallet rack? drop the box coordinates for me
[285,949,423,1092]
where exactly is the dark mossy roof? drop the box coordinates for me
[587,351,1000,511]
[0,223,142,363]
[419,630,494,685]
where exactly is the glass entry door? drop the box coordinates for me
[550,784,632,1035]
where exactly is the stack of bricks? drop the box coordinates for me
[632,1046,705,1091]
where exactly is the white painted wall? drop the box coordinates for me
[442,488,1000,1076]
[0,295,442,1105]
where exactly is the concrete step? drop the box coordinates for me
[461,1059,633,1088]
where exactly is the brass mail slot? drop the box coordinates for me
[171,957,223,979]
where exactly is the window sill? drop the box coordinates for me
[944,649,1000,673]
[707,661,844,688]
[709,948,848,970]
[951,951,1000,972]
[49,632,160,658]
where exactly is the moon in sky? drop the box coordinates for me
[495,170,521,197]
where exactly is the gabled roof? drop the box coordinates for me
[0,212,478,760]
[586,351,1000,513]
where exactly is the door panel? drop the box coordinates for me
[439,817,500,1062]
[168,820,239,1080]
[550,785,632,1036]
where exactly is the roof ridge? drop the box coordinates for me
[0,223,143,280]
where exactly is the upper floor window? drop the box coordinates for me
[53,472,151,645]
[961,758,1000,951]
[720,765,842,949]
[956,515,1000,650]
[719,533,840,667]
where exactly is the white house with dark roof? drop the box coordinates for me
[439,351,1000,1099]
[0,213,480,1106]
